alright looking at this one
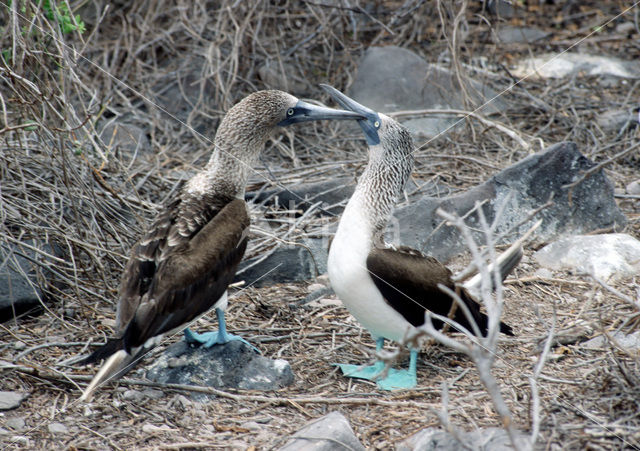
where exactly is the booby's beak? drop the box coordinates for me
[319,84,381,145]
[277,100,365,126]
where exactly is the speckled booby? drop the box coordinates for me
[321,84,520,390]
[78,90,365,401]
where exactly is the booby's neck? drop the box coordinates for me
[336,143,412,248]
[185,112,273,200]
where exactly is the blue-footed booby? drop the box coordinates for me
[321,84,519,390]
[79,90,365,401]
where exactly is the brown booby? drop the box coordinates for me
[79,90,365,401]
[321,84,520,390]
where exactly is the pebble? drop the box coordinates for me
[626,180,640,195]
[47,422,68,434]
[306,283,325,293]
[0,391,27,411]
[142,388,164,400]
[5,417,26,431]
[13,342,27,351]
[240,421,262,431]
[123,389,143,402]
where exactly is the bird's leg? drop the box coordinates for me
[183,308,260,353]
[376,348,418,391]
[337,337,385,380]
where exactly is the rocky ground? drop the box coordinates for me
[1,1,640,449]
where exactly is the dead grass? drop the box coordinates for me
[1,0,639,449]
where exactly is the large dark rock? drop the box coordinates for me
[247,178,356,216]
[235,238,327,288]
[0,242,47,323]
[146,340,294,398]
[349,46,507,138]
[393,142,627,262]
[279,411,366,451]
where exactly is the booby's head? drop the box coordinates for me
[320,84,414,165]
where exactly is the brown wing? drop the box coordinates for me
[366,247,513,336]
[81,197,249,364]
[120,198,249,351]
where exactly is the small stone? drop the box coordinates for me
[122,389,143,402]
[616,22,636,34]
[279,411,366,451]
[141,389,163,400]
[307,283,325,293]
[5,417,26,431]
[0,391,27,411]
[141,423,174,434]
[240,421,262,431]
[626,180,640,195]
[9,435,29,446]
[0,427,9,436]
[47,422,68,434]
[534,268,554,279]
[597,110,636,131]
[13,342,27,351]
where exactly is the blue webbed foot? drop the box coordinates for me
[183,308,260,353]
[376,367,417,390]
[376,349,418,391]
[337,361,385,381]
[183,328,260,353]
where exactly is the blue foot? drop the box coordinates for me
[337,361,385,380]
[183,308,260,353]
[338,346,418,391]
[377,349,418,390]
[376,367,417,390]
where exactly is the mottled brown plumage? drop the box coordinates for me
[79,90,365,400]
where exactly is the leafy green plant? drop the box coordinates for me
[7,0,86,35]
[42,0,86,35]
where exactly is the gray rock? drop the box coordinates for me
[512,53,640,80]
[397,427,527,450]
[235,238,328,288]
[627,180,640,195]
[393,142,627,262]
[151,56,217,135]
[534,233,640,280]
[258,61,307,94]
[584,331,640,350]
[248,178,356,216]
[596,109,637,132]
[350,46,507,137]
[0,243,44,323]
[248,176,428,216]
[279,411,366,451]
[99,122,151,159]
[494,26,549,44]
[147,340,294,399]
[486,0,518,18]
[0,391,27,411]
[47,422,68,434]
[4,417,26,431]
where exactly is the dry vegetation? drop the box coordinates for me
[1,0,639,449]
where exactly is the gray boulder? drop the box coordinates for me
[146,340,294,399]
[349,46,507,138]
[392,142,627,262]
[0,242,47,323]
[279,411,366,451]
[235,238,327,288]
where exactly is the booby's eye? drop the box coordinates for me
[287,108,295,116]
[374,120,380,128]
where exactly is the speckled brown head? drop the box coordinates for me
[191,90,364,198]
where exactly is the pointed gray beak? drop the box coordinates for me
[277,100,365,126]
[319,84,381,145]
